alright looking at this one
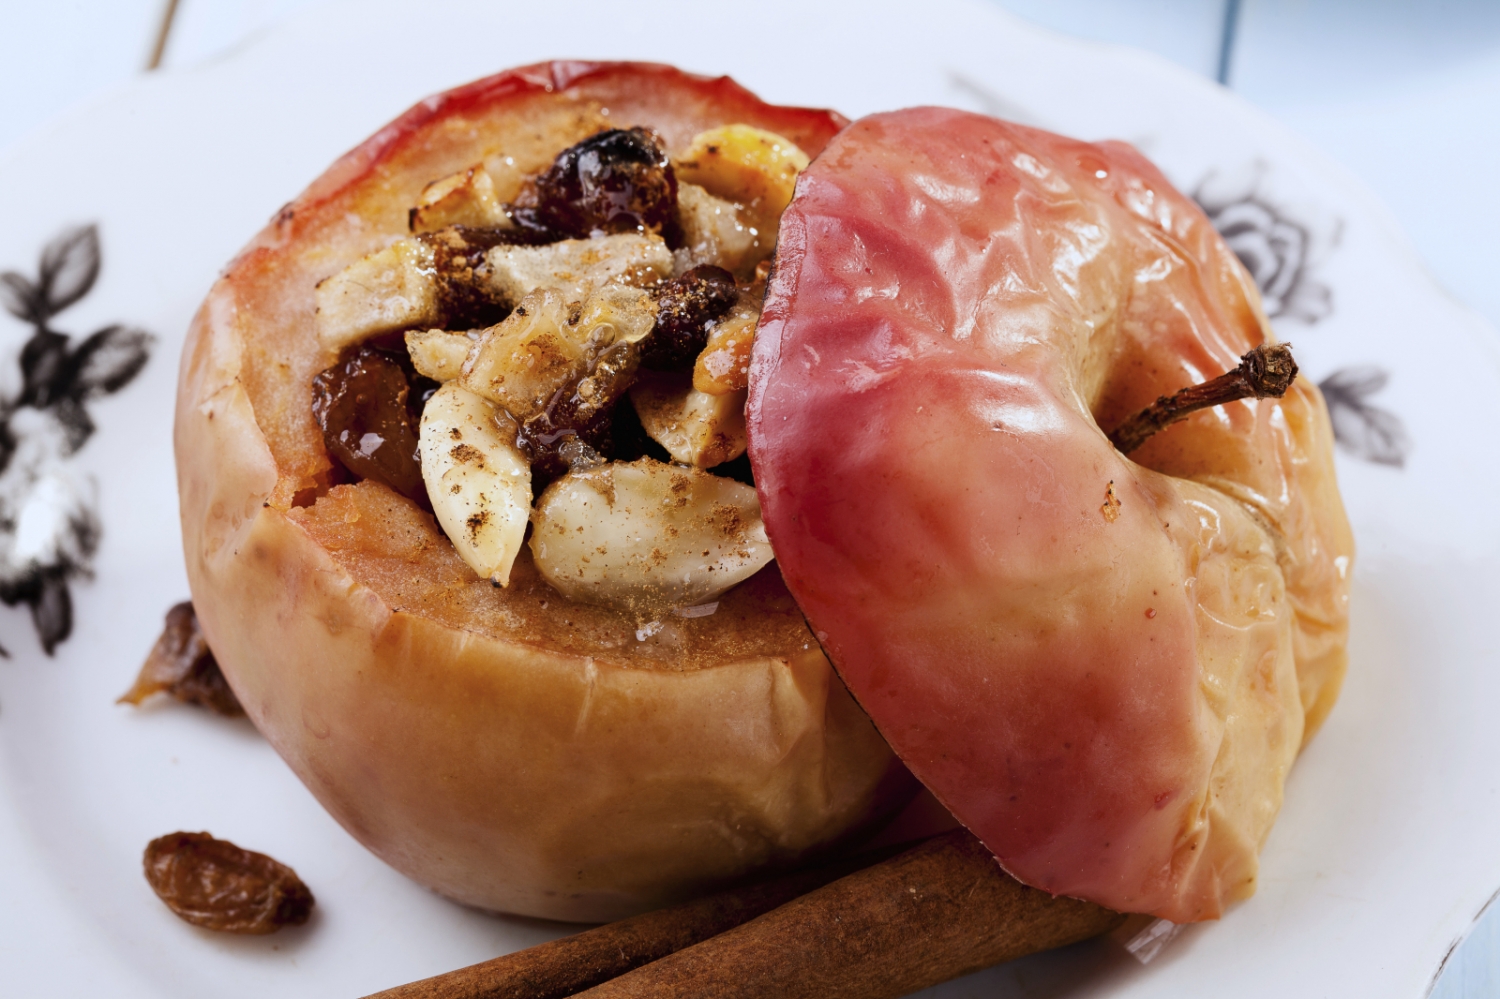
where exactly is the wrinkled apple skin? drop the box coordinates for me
[749,108,1353,922]
[175,62,915,922]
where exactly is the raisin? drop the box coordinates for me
[639,265,738,370]
[312,344,428,504]
[517,340,642,479]
[117,601,243,717]
[519,128,682,246]
[505,205,579,245]
[143,832,314,934]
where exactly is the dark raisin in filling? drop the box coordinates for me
[312,343,432,505]
[639,265,738,370]
[517,339,643,480]
[510,128,682,247]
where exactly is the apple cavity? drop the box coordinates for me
[748,108,1353,922]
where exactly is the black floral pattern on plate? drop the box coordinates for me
[1316,367,1409,469]
[0,225,153,655]
[1195,172,1410,469]
[1194,175,1334,325]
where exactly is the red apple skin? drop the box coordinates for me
[176,62,916,923]
[749,108,1353,922]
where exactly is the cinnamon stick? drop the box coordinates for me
[572,829,1124,999]
[360,843,906,999]
[1109,342,1298,454]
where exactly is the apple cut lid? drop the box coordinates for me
[746,106,1353,923]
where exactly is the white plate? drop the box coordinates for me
[1,1,1496,996]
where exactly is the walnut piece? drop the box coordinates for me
[409,164,512,233]
[693,303,759,395]
[629,371,747,469]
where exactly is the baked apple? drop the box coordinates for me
[750,108,1354,922]
[175,61,914,922]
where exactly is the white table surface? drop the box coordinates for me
[2,1,1496,996]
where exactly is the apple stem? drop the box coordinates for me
[1109,343,1298,454]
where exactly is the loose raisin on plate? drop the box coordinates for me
[517,339,642,480]
[639,265,738,370]
[117,601,243,717]
[143,832,314,934]
[312,344,429,504]
[515,128,682,246]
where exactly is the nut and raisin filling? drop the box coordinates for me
[310,124,808,618]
